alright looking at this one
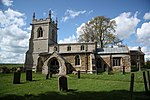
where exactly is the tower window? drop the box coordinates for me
[67,45,71,51]
[37,27,43,38]
[52,30,55,41]
[81,45,84,50]
[54,46,57,52]
[75,55,80,65]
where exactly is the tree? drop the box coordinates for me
[78,16,121,48]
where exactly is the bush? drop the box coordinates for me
[1,67,10,74]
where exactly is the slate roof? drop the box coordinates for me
[97,46,129,54]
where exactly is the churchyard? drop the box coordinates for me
[0,70,150,100]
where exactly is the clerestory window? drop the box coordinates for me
[81,45,84,50]
[67,45,71,51]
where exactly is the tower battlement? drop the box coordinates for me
[32,10,57,26]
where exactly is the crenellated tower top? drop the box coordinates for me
[31,10,58,27]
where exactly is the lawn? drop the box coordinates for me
[0,71,149,100]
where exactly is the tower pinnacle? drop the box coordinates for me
[33,12,35,20]
[48,10,51,18]
[56,17,58,24]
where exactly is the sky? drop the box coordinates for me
[0,0,150,63]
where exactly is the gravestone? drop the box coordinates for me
[58,76,68,91]
[130,73,134,100]
[123,66,125,75]
[46,73,49,79]
[78,70,80,79]
[26,70,32,81]
[13,71,21,84]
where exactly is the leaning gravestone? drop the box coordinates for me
[26,70,32,81]
[13,71,21,84]
[58,76,68,91]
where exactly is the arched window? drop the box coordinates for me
[75,55,80,65]
[37,27,43,38]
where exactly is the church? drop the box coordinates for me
[24,11,145,75]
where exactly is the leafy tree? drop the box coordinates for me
[78,16,121,48]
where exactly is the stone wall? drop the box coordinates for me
[99,54,131,72]
[61,53,91,72]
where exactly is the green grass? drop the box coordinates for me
[0,71,150,100]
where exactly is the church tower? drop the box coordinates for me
[25,10,58,70]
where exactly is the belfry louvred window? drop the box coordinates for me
[37,27,43,38]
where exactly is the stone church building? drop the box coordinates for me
[24,11,145,75]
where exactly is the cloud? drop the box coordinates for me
[142,47,150,61]
[1,0,13,6]
[61,9,86,22]
[58,22,87,43]
[58,34,77,43]
[113,12,140,39]
[143,12,150,20]
[128,46,139,50]
[136,22,150,61]
[76,23,86,37]
[0,8,30,63]
[137,22,150,46]
[88,10,93,14]
[0,8,25,27]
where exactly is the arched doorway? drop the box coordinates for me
[48,58,59,74]
[37,57,43,72]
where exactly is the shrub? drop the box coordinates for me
[1,67,10,74]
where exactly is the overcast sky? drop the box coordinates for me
[0,0,150,63]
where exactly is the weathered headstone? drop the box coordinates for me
[78,70,80,79]
[130,73,134,100]
[13,71,21,84]
[26,70,32,81]
[143,71,148,93]
[58,76,68,91]
[123,66,125,75]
